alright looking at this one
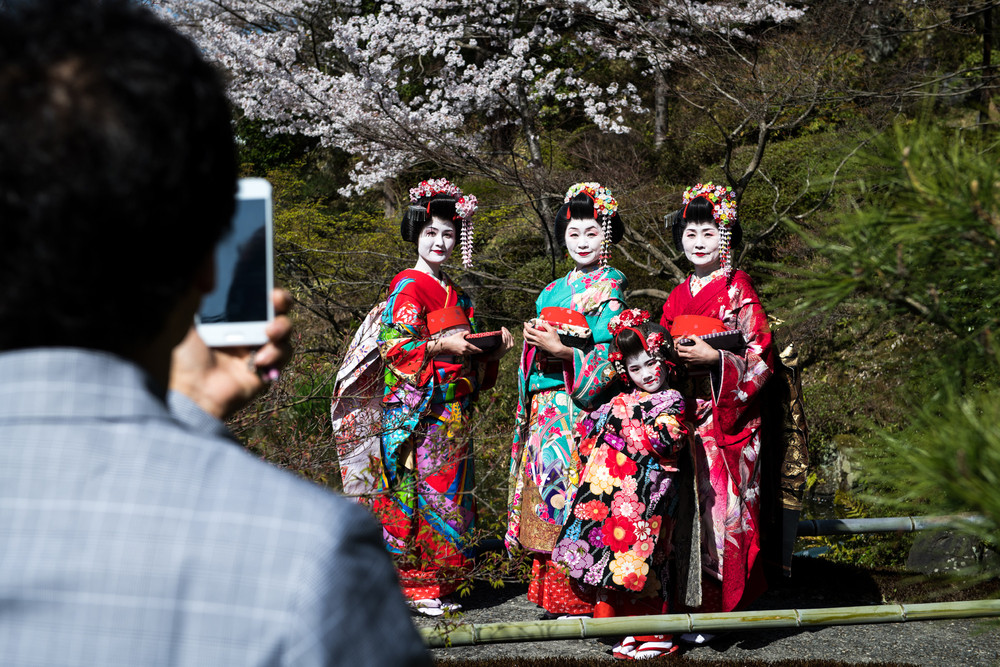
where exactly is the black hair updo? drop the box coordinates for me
[400,194,462,242]
[615,322,673,361]
[554,192,625,247]
[613,321,684,387]
[670,195,743,251]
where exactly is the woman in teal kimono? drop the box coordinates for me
[507,182,628,616]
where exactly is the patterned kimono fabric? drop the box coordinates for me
[507,266,626,615]
[374,269,497,600]
[660,269,774,613]
[551,388,692,618]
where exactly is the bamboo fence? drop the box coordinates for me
[422,599,1000,648]
[796,514,987,536]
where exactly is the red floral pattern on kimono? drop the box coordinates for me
[552,389,689,605]
[660,269,774,613]
[373,269,498,600]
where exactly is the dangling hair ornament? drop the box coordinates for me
[409,178,478,269]
[455,194,478,269]
[564,182,618,268]
[681,182,737,276]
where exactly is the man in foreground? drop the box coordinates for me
[0,1,430,664]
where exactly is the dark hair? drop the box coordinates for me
[671,196,743,251]
[0,0,236,352]
[400,194,463,242]
[614,322,683,387]
[554,193,625,247]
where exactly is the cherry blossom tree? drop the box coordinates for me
[155,0,802,207]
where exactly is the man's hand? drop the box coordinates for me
[170,289,294,420]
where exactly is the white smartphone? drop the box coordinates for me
[195,178,274,347]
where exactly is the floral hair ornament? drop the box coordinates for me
[646,331,665,350]
[681,181,738,276]
[409,178,478,269]
[608,308,649,336]
[607,309,677,384]
[564,182,618,268]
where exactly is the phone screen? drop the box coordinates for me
[199,198,268,324]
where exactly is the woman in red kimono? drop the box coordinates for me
[373,179,514,614]
[659,182,774,620]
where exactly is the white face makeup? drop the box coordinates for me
[626,349,666,393]
[417,216,457,268]
[564,217,605,270]
[681,221,721,275]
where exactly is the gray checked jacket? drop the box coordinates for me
[0,348,430,666]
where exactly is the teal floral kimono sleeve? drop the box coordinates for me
[566,267,627,410]
[569,296,624,410]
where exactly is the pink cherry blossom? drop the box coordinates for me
[156,0,803,194]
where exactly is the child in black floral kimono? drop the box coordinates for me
[551,308,698,660]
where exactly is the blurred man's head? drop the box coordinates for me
[0,0,236,353]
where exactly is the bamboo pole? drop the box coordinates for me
[796,514,987,536]
[421,599,1000,648]
[472,515,990,556]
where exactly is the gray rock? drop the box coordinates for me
[811,445,858,496]
[906,530,982,575]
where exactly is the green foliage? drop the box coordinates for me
[796,118,1000,576]
[231,353,340,486]
[864,376,1000,545]
[797,491,916,571]
[236,118,316,176]
[797,121,1000,353]
[268,165,403,335]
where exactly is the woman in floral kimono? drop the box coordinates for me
[507,182,627,617]
[373,179,513,614]
[551,310,697,659]
[660,182,775,619]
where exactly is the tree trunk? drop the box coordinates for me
[515,81,559,261]
[383,177,398,219]
[516,82,544,167]
[981,4,995,127]
[654,69,668,149]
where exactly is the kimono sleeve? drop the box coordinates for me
[378,279,434,388]
[576,401,612,459]
[712,278,775,436]
[569,296,626,410]
[646,391,689,460]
